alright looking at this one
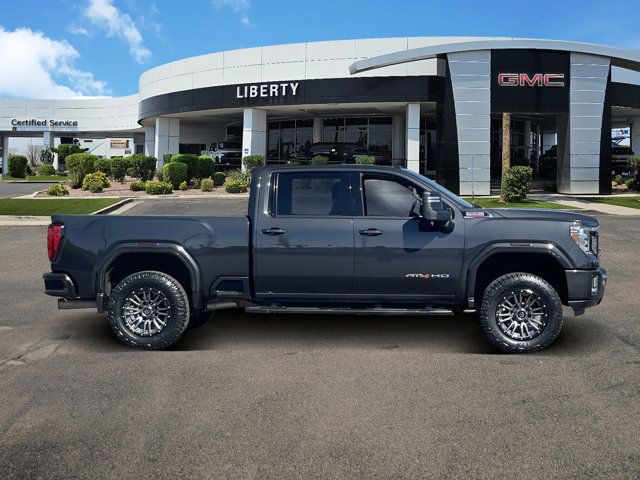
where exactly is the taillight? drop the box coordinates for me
[47,224,63,261]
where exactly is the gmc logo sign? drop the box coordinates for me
[498,73,565,87]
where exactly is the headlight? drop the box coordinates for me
[570,224,599,255]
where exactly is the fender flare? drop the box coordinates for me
[463,242,574,307]
[94,242,202,309]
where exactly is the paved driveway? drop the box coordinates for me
[122,197,249,215]
[0,181,53,199]
[0,216,638,479]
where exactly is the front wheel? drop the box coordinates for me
[479,272,563,353]
[107,271,190,349]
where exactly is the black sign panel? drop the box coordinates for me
[491,50,570,114]
[138,76,444,121]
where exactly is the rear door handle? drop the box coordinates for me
[359,228,384,236]
[261,227,286,235]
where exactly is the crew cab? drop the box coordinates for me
[43,165,607,352]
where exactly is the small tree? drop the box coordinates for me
[500,112,511,203]
[26,144,42,167]
[627,156,640,182]
[54,144,88,167]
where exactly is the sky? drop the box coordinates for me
[0,0,639,99]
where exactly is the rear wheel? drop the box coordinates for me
[479,272,563,353]
[107,270,190,349]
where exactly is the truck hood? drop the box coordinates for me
[486,208,599,227]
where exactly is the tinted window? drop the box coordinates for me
[363,177,421,217]
[276,172,347,216]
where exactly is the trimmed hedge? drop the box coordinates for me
[66,153,97,188]
[162,161,188,189]
[8,155,28,178]
[47,184,68,196]
[145,181,173,195]
[200,178,214,192]
[242,155,264,172]
[170,154,199,180]
[38,163,56,176]
[355,155,376,165]
[94,158,111,176]
[225,179,248,193]
[110,157,129,182]
[502,166,533,202]
[129,154,156,181]
[213,171,226,186]
[130,181,146,191]
[198,155,214,179]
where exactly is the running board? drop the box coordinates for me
[245,306,453,316]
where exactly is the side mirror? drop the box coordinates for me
[421,192,453,223]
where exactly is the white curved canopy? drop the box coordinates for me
[350,38,640,75]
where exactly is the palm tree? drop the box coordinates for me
[500,112,511,203]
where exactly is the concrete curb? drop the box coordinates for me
[0,216,51,226]
[92,198,135,215]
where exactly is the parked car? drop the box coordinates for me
[44,164,606,352]
[201,141,242,167]
[301,142,391,165]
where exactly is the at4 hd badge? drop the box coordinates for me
[406,273,450,279]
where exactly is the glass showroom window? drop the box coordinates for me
[267,119,315,163]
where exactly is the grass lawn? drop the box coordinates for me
[0,198,123,216]
[462,197,571,209]
[1,175,68,182]
[586,196,640,209]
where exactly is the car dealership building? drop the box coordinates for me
[2,36,640,195]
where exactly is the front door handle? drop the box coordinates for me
[261,227,286,235]
[359,228,384,236]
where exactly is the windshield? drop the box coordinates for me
[402,169,475,209]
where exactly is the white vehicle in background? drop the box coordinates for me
[200,141,242,167]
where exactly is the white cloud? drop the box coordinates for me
[68,25,90,36]
[83,0,151,63]
[0,27,108,99]
[213,0,252,27]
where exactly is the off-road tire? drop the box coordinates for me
[107,270,190,349]
[479,272,563,353]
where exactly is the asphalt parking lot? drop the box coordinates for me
[1,213,639,479]
[0,181,55,199]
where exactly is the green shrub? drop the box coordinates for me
[162,153,174,164]
[288,153,301,165]
[200,178,214,192]
[242,155,264,172]
[110,157,128,183]
[82,172,110,191]
[627,156,640,173]
[145,181,173,195]
[213,171,226,186]
[93,158,111,176]
[613,174,623,185]
[66,153,96,188]
[86,179,105,193]
[226,169,251,183]
[130,180,146,191]
[162,161,188,189]
[54,144,88,167]
[170,154,199,180]
[156,170,164,182]
[225,179,249,193]
[47,184,68,196]
[197,156,214,179]
[129,154,156,181]
[624,178,639,190]
[355,155,376,165]
[179,181,188,191]
[7,155,28,178]
[502,166,533,202]
[310,155,328,165]
[38,164,56,176]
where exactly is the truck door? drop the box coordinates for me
[254,170,354,298]
[351,172,465,300]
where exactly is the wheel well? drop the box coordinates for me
[473,252,568,305]
[105,253,193,302]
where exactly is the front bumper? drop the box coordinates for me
[565,267,607,311]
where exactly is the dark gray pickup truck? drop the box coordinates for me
[43,165,607,352]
